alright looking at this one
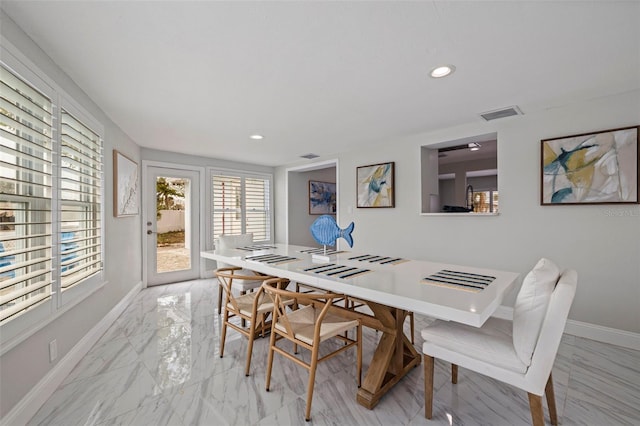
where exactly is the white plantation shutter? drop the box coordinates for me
[211,171,272,242]
[59,109,102,290]
[1,51,104,346]
[245,177,270,242]
[0,63,54,323]
[212,174,242,238]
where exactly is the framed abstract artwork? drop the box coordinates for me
[113,150,139,217]
[309,180,337,214]
[541,126,639,205]
[356,161,395,208]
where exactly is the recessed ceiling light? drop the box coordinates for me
[468,142,481,151]
[429,64,456,78]
[250,134,264,140]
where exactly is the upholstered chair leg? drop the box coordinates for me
[545,373,558,425]
[451,364,458,384]
[357,324,362,387]
[424,354,434,419]
[217,285,223,314]
[528,393,545,426]
[344,298,351,342]
[305,345,320,421]
[410,312,415,344]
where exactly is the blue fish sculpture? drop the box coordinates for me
[310,215,355,248]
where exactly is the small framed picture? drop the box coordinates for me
[541,126,639,205]
[309,180,336,214]
[356,161,395,208]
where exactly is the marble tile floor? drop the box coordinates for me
[28,279,640,426]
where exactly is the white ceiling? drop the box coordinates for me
[2,1,638,167]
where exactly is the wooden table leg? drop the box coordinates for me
[356,303,421,409]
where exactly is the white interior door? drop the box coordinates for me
[145,166,200,286]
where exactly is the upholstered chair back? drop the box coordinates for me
[216,233,253,269]
[512,258,560,366]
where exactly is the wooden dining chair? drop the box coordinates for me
[215,233,265,315]
[216,268,291,376]
[422,259,577,426]
[262,283,362,421]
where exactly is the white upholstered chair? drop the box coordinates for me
[422,258,577,426]
[215,233,264,314]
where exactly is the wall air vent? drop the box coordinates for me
[300,153,320,159]
[479,105,523,121]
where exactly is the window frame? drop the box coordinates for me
[0,42,106,354]
[207,167,273,247]
[56,95,105,309]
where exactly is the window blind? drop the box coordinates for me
[212,174,242,238]
[0,64,54,323]
[245,177,270,242]
[59,109,102,289]
[211,172,271,242]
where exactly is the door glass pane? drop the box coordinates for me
[156,176,190,273]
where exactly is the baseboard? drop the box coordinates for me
[564,319,640,351]
[491,305,640,351]
[1,281,142,426]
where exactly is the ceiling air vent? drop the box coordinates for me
[479,105,523,121]
[300,153,320,159]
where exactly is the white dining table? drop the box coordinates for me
[201,243,520,409]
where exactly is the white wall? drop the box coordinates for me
[0,16,278,416]
[420,148,439,212]
[276,90,640,334]
[439,157,497,207]
[140,148,275,273]
[1,11,143,417]
[156,210,185,233]
[2,6,636,416]
[438,178,456,210]
[467,175,497,192]
[141,148,273,176]
[288,167,336,246]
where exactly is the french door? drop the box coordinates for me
[145,166,200,286]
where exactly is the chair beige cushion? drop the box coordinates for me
[512,258,560,365]
[421,317,528,374]
[228,292,294,317]
[275,305,359,346]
